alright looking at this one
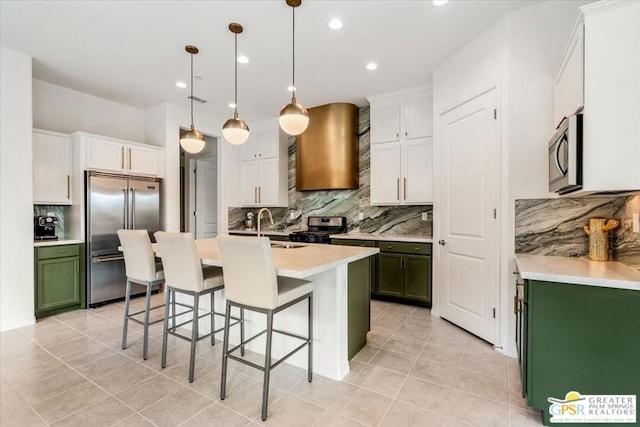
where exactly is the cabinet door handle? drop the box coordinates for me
[128,148,132,169]
[396,178,400,201]
[387,245,393,249]
[76,259,80,272]
[121,147,125,169]
[254,187,257,204]
[67,175,71,199]
[56,250,65,254]
[405,131,408,137]
[258,186,261,203]
[396,132,399,139]
[403,177,407,200]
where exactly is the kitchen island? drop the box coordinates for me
[193,238,379,381]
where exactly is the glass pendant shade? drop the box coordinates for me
[222,116,250,145]
[180,126,205,153]
[279,100,309,135]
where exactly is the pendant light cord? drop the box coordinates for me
[190,52,194,129]
[234,32,239,118]
[292,5,296,102]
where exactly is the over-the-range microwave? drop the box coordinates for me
[549,113,583,194]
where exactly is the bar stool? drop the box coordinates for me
[216,235,313,421]
[117,229,165,360]
[154,231,241,383]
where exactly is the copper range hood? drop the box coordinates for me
[296,103,359,191]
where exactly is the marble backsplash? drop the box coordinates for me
[229,106,433,237]
[515,195,640,268]
[33,205,67,238]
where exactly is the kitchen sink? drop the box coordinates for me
[270,242,307,249]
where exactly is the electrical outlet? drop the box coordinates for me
[358,212,364,221]
[290,211,296,220]
[633,213,640,233]
[421,212,429,221]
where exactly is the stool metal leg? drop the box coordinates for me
[220,301,232,400]
[122,280,132,350]
[308,293,313,382]
[161,288,171,369]
[143,282,152,360]
[240,307,245,356]
[210,290,215,346]
[189,293,200,383]
[262,310,274,421]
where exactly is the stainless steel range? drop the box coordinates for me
[289,216,347,244]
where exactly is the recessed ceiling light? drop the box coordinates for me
[432,0,448,5]
[228,102,236,109]
[176,81,187,88]
[287,85,296,92]
[328,18,343,30]
[237,55,249,64]
[366,62,378,71]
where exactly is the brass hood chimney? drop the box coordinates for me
[296,103,359,191]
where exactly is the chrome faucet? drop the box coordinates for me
[257,208,274,238]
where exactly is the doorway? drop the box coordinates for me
[180,134,218,238]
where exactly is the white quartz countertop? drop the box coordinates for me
[229,229,295,237]
[330,233,433,243]
[34,239,84,247]
[515,254,640,291]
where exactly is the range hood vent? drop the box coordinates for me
[296,103,359,191]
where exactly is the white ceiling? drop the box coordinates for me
[1,0,540,124]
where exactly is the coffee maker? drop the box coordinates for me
[34,215,59,241]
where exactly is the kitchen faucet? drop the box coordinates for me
[257,208,274,238]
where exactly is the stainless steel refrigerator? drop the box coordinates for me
[85,171,161,307]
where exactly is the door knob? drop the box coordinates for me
[438,239,446,246]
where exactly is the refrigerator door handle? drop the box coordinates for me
[130,188,136,229]
[92,255,125,263]
[122,188,128,229]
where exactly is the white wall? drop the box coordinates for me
[33,79,145,142]
[1,47,35,331]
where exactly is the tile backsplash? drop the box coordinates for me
[229,106,433,237]
[33,205,67,238]
[515,195,640,268]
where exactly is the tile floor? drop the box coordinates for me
[1,295,543,426]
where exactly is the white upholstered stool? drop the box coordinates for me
[117,229,165,360]
[216,235,313,421]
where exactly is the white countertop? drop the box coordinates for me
[515,254,640,291]
[34,239,84,247]
[229,229,295,237]
[330,232,433,243]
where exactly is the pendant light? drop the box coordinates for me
[222,23,250,145]
[279,0,309,136]
[180,45,206,154]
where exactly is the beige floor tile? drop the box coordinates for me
[366,332,390,348]
[383,336,425,357]
[328,384,392,426]
[2,354,72,388]
[113,413,156,427]
[369,349,416,375]
[0,380,46,427]
[139,387,213,427]
[263,393,325,425]
[374,311,409,326]
[56,340,117,368]
[182,402,250,426]
[342,360,366,383]
[92,361,157,394]
[0,331,40,360]
[507,358,522,385]
[394,323,433,342]
[409,358,459,388]
[510,407,543,426]
[13,369,87,405]
[384,304,416,316]
[51,396,133,427]
[218,379,285,419]
[420,343,465,367]
[315,410,366,426]
[351,365,406,398]
[446,390,510,427]
[52,308,93,323]
[444,418,473,427]
[288,374,350,408]
[396,376,453,416]
[351,345,380,364]
[454,370,509,404]
[465,335,504,360]
[115,374,184,412]
[410,307,432,319]
[63,314,118,333]
[370,320,402,336]
[189,366,251,400]
[461,353,507,379]
[427,331,468,351]
[75,352,136,380]
[31,382,110,424]
[161,356,217,385]
[380,400,446,427]
[45,334,98,357]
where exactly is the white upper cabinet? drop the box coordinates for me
[33,129,72,205]
[563,1,640,194]
[72,132,164,177]
[367,86,433,205]
[238,120,288,207]
[554,21,584,126]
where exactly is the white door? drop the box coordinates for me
[438,88,499,344]
[194,158,218,239]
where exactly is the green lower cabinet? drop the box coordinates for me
[35,244,85,318]
[376,242,432,307]
[347,257,371,360]
[523,279,640,426]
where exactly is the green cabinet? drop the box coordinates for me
[35,244,85,318]
[377,241,431,306]
[520,279,640,426]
